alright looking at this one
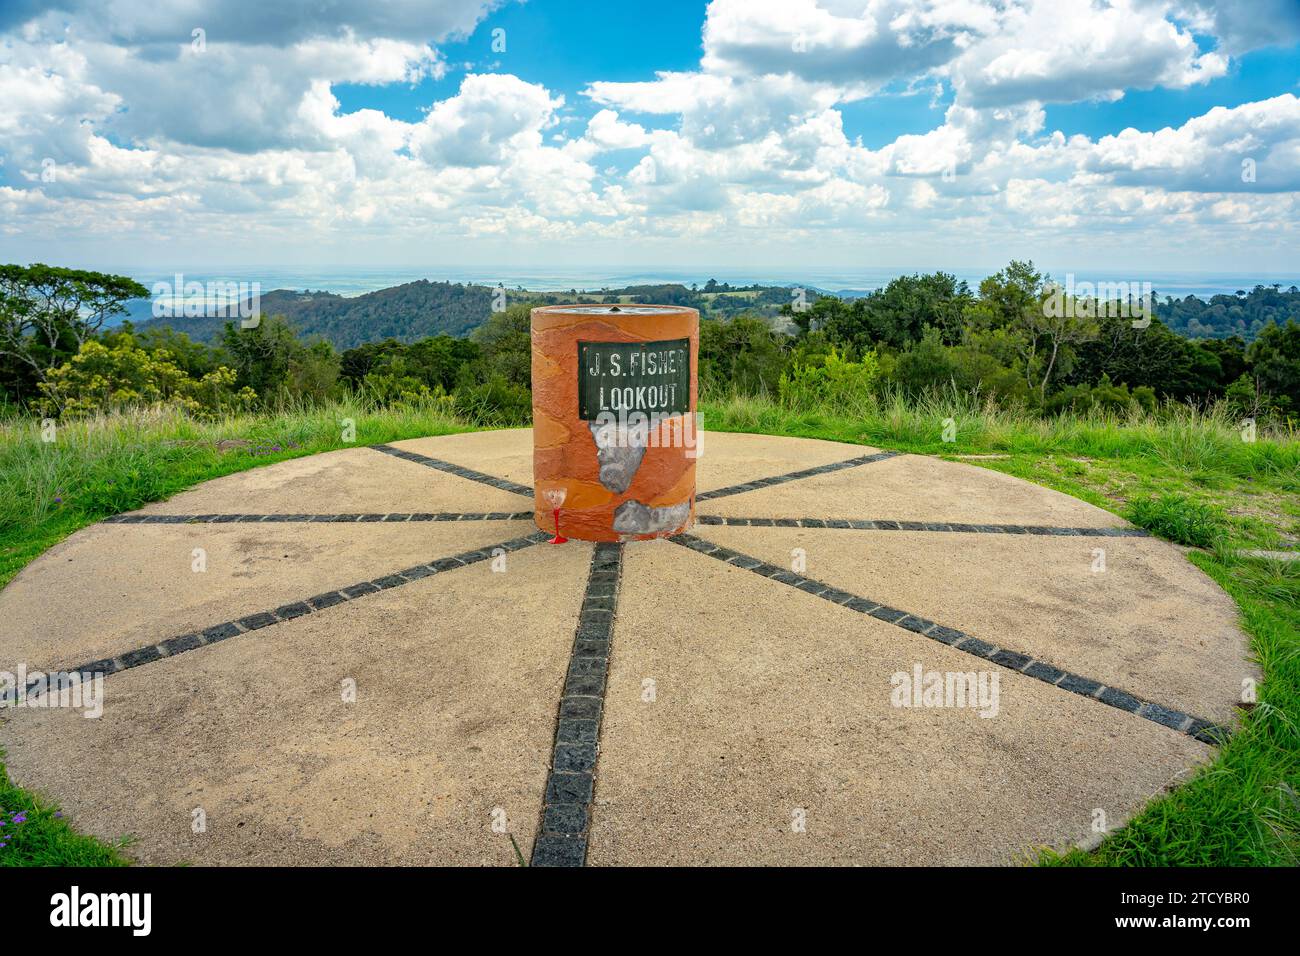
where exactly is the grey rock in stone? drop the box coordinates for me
[588,421,647,493]
[613,498,691,535]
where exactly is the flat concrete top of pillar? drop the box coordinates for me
[533,305,689,315]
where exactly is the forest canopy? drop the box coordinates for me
[3,261,1297,425]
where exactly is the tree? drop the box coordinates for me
[1199,336,1248,386]
[122,323,222,380]
[860,272,973,347]
[469,304,532,389]
[994,263,1098,397]
[699,315,789,396]
[1069,316,1223,401]
[339,338,408,386]
[1022,307,1098,399]
[221,315,301,397]
[0,263,148,403]
[1158,284,1300,341]
[219,314,338,402]
[1247,319,1300,414]
[885,327,956,396]
[797,273,973,352]
[408,335,480,392]
[287,339,342,402]
[973,261,1044,331]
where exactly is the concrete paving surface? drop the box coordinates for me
[0,429,1250,866]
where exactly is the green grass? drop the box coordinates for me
[1040,552,1300,866]
[2,390,1297,866]
[0,398,478,589]
[0,398,488,865]
[702,388,1299,551]
[0,751,132,866]
[702,389,1299,866]
[1126,492,1230,549]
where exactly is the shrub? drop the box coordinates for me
[1043,383,1096,416]
[453,374,531,426]
[1247,319,1300,414]
[947,345,1030,405]
[38,338,255,418]
[885,327,954,396]
[778,347,878,410]
[700,316,788,396]
[1224,372,1260,415]
[364,369,436,406]
[1091,374,1134,414]
[1132,385,1157,414]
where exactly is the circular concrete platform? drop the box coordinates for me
[0,429,1253,866]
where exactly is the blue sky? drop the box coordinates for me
[1044,44,1300,139]
[335,4,1300,147]
[335,0,712,123]
[2,0,1299,277]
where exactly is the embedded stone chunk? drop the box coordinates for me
[589,420,648,494]
[613,499,692,535]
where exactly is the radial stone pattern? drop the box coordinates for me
[0,429,1253,866]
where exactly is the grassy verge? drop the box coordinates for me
[0,398,478,589]
[2,392,1297,865]
[0,751,132,866]
[1040,552,1299,865]
[0,398,485,864]
[702,390,1299,550]
[703,390,1299,865]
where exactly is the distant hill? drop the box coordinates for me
[134,278,817,348]
[131,275,1300,350]
[136,280,496,349]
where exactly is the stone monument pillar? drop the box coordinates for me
[531,304,699,542]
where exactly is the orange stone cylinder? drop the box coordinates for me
[531,304,699,542]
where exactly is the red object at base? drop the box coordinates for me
[549,508,568,544]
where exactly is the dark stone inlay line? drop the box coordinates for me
[24,531,551,699]
[103,512,534,524]
[693,515,1148,537]
[668,533,1230,746]
[531,541,623,867]
[370,443,533,498]
[695,451,899,502]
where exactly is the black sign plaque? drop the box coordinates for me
[577,338,690,421]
